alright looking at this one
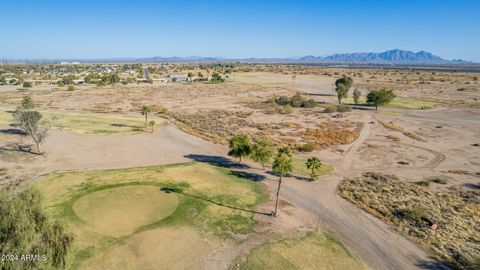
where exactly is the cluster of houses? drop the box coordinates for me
[0,73,211,86]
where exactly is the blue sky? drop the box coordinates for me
[1,0,479,61]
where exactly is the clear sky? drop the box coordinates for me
[1,0,479,61]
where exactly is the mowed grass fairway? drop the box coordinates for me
[35,162,267,270]
[238,231,368,270]
[0,107,147,134]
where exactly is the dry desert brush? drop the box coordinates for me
[339,172,479,269]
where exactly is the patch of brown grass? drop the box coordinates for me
[447,169,473,176]
[386,135,400,142]
[378,120,422,141]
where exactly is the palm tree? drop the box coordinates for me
[272,147,293,216]
[140,106,151,127]
[148,120,156,133]
[306,157,322,181]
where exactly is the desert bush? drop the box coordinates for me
[302,99,317,108]
[415,180,431,187]
[275,95,291,106]
[297,143,315,152]
[67,85,75,91]
[290,94,304,107]
[394,206,428,224]
[23,81,32,88]
[324,105,337,113]
[336,105,352,112]
[427,176,448,184]
[277,105,292,114]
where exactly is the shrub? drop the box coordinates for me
[297,143,315,152]
[277,105,292,114]
[302,99,317,108]
[394,206,428,224]
[290,94,304,107]
[415,180,431,187]
[67,85,75,91]
[427,176,448,185]
[275,96,291,106]
[336,105,352,112]
[324,105,337,113]
[23,81,32,88]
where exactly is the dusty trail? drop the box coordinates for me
[272,114,440,269]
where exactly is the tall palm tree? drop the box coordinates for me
[306,157,322,181]
[272,147,292,216]
[140,105,151,127]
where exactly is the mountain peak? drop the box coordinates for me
[302,49,470,64]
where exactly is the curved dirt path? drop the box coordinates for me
[273,114,440,269]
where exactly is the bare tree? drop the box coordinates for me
[14,110,55,154]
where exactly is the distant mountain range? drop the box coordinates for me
[5,49,474,64]
[134,49,472,64]
[298,49,471,64]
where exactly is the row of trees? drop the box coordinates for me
[228,134,324,216]
[335,75,395,109]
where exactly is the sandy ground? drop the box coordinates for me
[1,71,479,269]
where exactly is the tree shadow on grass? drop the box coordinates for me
[161,187,272,216]
[184,154,249,169]
[228,170,266,182]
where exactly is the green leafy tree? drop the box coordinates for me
[228,134,253,163]
[250,137,274,170]
[272,147,293,216]
[366,88,396,110]
[335,75,353,88]
[306,157,322,181]
[353,88,361,104]
[335,83,348,104]
[0,188,73,270]
[140,105,151,127]
[335,76,353,104]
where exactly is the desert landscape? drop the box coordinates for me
[1,62,479,269]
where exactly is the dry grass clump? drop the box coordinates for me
[378,120,422,141]
[447,169,473,176]
[299,121,360,149]
[339,172,480,269]
[386,135,400,142]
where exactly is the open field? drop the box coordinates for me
[34,162,267,269]
[235,230,368,270]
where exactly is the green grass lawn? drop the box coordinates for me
[342,96,437,110]
[35,163,267,269]
[0,108,147,134]
[291,157,334,179]
[236,230,369,270]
